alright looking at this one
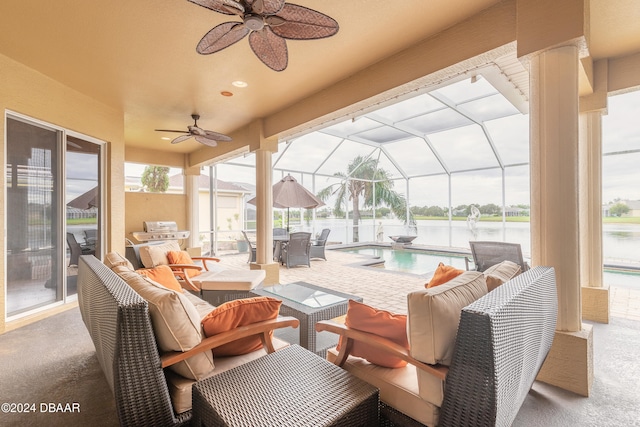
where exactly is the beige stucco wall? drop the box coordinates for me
[0,53,125,333]
[124,192,188,249]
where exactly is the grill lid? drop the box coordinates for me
[143,221,178,232]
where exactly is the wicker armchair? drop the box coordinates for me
[317,266,557,426]
[465,240,530,272]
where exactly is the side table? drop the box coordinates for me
[192,345,379,426]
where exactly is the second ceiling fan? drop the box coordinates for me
[155,114,232,147]
[187,0,339,71]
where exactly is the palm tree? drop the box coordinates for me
[317,155,415,242]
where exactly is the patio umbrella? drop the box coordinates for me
[67,186,98,210]
[247,174,325,231]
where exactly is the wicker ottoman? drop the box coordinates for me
[192,345,379,426]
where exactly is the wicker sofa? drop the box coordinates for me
[317,265,557,426]
[77,254,298,426]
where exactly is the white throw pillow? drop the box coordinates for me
[407,271,487,366]
[103,251,134,271]
[138,241,181,268]
[483,260,521,292]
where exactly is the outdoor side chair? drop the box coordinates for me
[241,230,257,263]
[310,228,331,260]
[465,240,530,272]
[67,232,95,266]
[281,232,312,268]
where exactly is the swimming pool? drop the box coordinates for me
[337,245,640,289]
[337,246,468,275]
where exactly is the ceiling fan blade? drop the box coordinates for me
[195,136,219,147]
[171,135,194,144]
[270,4,339,40]
[247,0,285,15]
[249,27,288,71]
[203,130,233,142]
[197,22,251,55]
[155,129,189,133]
[187,0,244,15]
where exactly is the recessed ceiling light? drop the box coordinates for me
[221,91,234,97]
[232,80,248,88]
[161,137,171,140]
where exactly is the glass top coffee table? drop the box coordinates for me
[251,282,362,356]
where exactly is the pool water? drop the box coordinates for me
[338,246,640,289]
[338,246,468,275]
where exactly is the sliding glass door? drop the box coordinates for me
[5,114,103,319]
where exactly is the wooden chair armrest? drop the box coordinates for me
[169,263,203,271]
[161,316,300,368]
[191,256,221,271]
[168,264,203,292]
[315,320,449,381]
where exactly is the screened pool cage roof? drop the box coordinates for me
[222,68,530,189]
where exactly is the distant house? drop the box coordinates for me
[168,175,252,234]
[502,206,529,217]
[603,200,640,217]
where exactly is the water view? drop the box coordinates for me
[297,218,640,288]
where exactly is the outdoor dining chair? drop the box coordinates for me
[310,228,331,260]
[67,232,95,266]
[281,232,312,268]
[465,240,530,272]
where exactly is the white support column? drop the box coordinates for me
[184,170,200,253]
[530,44,593,397]
[252,148,279,284]
[255,149,273,264]
[530,44,582,332]
[579,109,610,323]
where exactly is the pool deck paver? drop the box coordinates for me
[215,246,640,320]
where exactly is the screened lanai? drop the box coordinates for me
[206,70,640,273]
[211,67,533,253]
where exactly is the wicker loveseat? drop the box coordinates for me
[317,265,557,426]
[77,254,298,426]
[125,241,266,305]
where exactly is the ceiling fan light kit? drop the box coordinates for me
[188,0,339,71]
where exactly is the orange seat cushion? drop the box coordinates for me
[167,250,201,278]
[137,265,184,293]
[201,297,282,356]
[337,299,409,368]
[426,262,464,288]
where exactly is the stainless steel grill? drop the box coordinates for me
[131,221,190,242]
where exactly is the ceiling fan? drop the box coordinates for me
[187,0,339,71]
[155,114,232,147]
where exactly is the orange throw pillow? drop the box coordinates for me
[167,250,201,278]
[336,299,409,368]
[137,265,183,293]
[201,297,282,356]
[426,262,464,288]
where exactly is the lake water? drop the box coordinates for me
[297,218,640,265]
